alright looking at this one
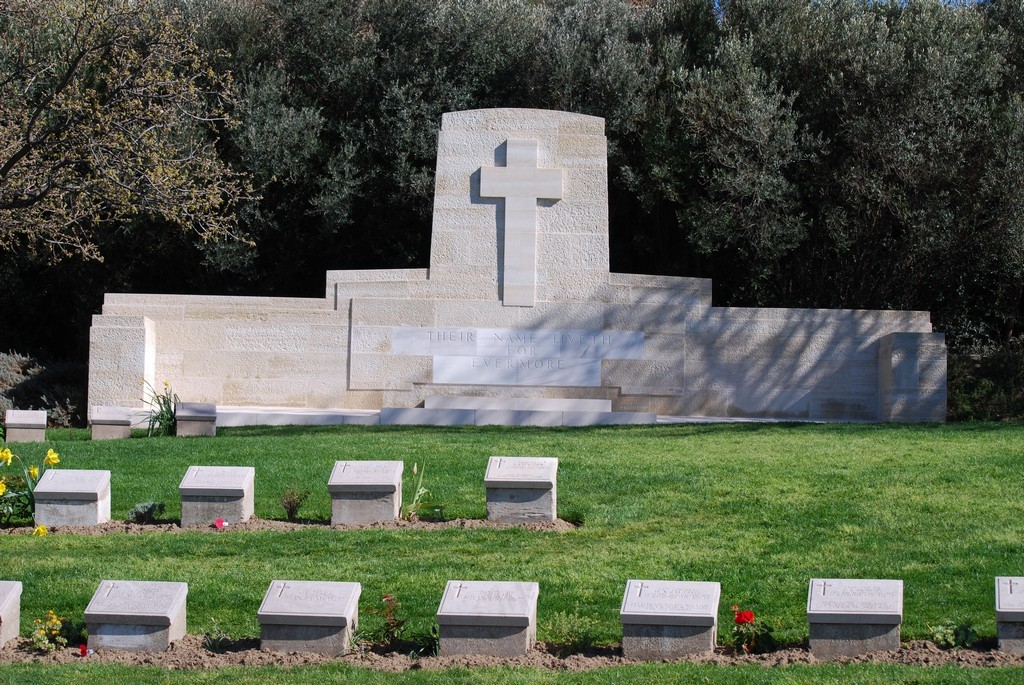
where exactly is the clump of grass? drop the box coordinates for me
[280,484,310,520]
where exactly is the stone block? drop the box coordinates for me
[328,460,403,525]
[85,580,187,652]
[90,406,132,441]
[179,466,255,528]
[175,402,216,437]
[4,409,46,443]
[485,457,557,523]
[425,396,612,412]
[996,576,1024,654]
[806,579,903,658]
[379,408,476,426]
[436,580,539,657]
[619,579,720,660]
[561,411,656,426]
[0,581,22,649]
[258,580,360,655]
[34,469,111,527]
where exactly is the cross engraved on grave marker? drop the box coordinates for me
[453,582,467,598]
[479,139,563,307]
[276,582,293,598]
[814,580,832,596]
[104,582,116,597]
[635,582,649,598]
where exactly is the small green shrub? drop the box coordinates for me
[929,621,978,649]
[361,594,407,647]
[545,611,599,656]
[948,338,1024,421]
[126,501,165,524]
[29,610,69,652]
[143,381,178,437]
[280,484,310,520]
[203,618,231,652]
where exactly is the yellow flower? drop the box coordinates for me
[32,525,47,536]
[1,448,12,466]
[43,449,59,467]
[163,380,169,388]
[28,465,38,480]
[0,481,5,496]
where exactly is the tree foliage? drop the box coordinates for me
[0,0,250,261]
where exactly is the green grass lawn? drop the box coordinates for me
[2,421,1024,683]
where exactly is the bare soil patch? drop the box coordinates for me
[0,516,578,535]
[1,637,1022,671]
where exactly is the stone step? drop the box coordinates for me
[379,407,655,427]
[423,396,612,412]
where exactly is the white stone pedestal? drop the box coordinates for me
[4,409,46,443]
[175,402,216,437]
[85,580,188,652]
[807,578,903,658]
[620,579,720,659]
[484,457,557,523]
[258,580,361,655]
[179,466,255,528]
[34,469,111,526]
[90,406,132,441]
[436,580,539,656]
[0,581,22,649]
[327,461,403,525]
[996,576,1024,653]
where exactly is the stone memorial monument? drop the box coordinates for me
[806,578,903,658]
[258,580,361,654]
[88,109,946,424]
[619,579,720,659]
[84,580,188,651]
[327,460,403,525]
[175,402,217,437]
[0,581,22,649]
[995,576,1024,653]
[33,469,111,527]
[4,409,46,442]
[436,580,539,656]
[484,456,558,523]
[179,465,255,528]
[89,405,132,440]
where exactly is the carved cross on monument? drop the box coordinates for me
[479,139,563,307]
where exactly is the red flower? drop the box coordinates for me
[734,609,755,625]
[79,644,88,656]
[214,518,225,529]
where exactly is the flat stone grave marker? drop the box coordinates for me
[619,579,720,659]
[85,580,187,652]
[327,460,403,525]
[806,578,903,658]
[436,580,539,657]
[996,576,1024,653]
[90,406,132,441]
[484,456,558,523]
[175,402,216,437]
[0,581,22,649]
[179,466,255,528]
[4,409,46,443]
[33,469,111,526]
[258,580,361,654]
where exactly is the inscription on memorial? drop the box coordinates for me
[996,577,1024,621]
[620,580,720,624]
[806,579,903,623]
[392,327,644,387]
[485,457,557,487]
[260,580,360,619]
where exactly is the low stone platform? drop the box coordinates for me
[175,402,216,437]
[90,405,132,440]
[807,578,903,658]
[620,579,720,659]
[484,456,558,523]
[258,580,361,655]
[4,409,46,443]
[0,581,22,649]
[85,580,187,652]
[179,466,255,527]
[33,469,111,526]
[380,407,655,426]
[327,460,403,524]
[436,580,539,657]
[996,576,1024,654]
